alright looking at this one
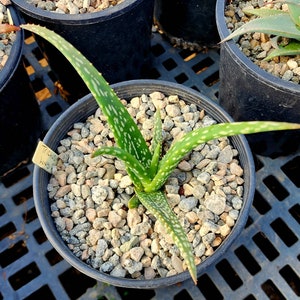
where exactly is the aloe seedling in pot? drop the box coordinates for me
[4,23,300,284]
[221,0,300,60]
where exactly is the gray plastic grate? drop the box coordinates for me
[0,31,300,300]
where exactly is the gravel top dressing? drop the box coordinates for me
[26,0,125,14]
[47,91,245,280]
[0,3,16,71]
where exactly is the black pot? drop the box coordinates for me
[11,0,155,103]
[216,0,300,157]
[33,79,255,288]
[154,0,219,50]
[0,5,41,177]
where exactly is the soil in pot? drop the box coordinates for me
[224,0,300,84]
[46,88,248,284]
[0,4,41,177]
[12,0,155,103]
[216,0,300,157]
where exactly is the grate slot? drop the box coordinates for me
[252,232,279,261]
[270,218,298,247]
[234,245,261,276]
[281,156,300,187]
[33,227,48,245]
[45,248,64,266]
[116,287,155,300]
[197,274,223,299]
[0,222,16,241]
[0,240,28,267]
[59,268,97,299]
[279,265,300,296]
[261,279,286,300]
[252,190,271,215]
[289,204,300,224]
[216,259,243,290]
[24,285,56,300]
[263,175,289,201]
[12,186,33,205]
[9,262,41,290]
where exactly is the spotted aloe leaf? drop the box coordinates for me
[19,24,152,172]
[135,189,197,285]
[144,121,300,192]
[148,109,163,178]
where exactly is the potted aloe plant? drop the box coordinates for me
[216,0,300,156]
[11,0,155,103]
[3,23,299,287]
[0,4,40,177]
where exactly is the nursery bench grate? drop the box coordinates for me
[0,30,300,300]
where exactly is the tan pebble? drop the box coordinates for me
[55,185,71,197]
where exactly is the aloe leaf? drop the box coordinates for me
[148,109,163,178]
[20,24,152,170]
[265,40,300,59]
[243,8,287,18]
[92,146,151,185]
[288,2,300,26]
[135,189,197,285]
[128,195,140,209]
[221,13,300,43]
[144,121,300,192]
[148,142,162,179]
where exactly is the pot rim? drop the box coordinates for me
[11,0,143,24]
[215,0,300,96]
[33,79,255,288]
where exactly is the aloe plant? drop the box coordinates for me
[4,23,300,284]
[221,0,300,60]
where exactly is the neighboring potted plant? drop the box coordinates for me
[11,0,155,103]
[153,0,220,51]
[0,4,40,177]
[4,23,299,287]
[216,0,300,157]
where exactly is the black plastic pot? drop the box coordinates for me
[11,0,155,103]
[33,79,255,289]
[216,0,300,157]
[153,0,219,50]
[0,5,41,177]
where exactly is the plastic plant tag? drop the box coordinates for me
[32,141,58,173]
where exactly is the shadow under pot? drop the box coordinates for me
[153,0,220,51]
[0,5,41,177]
[215,0,300,157]
[11,0,155,104]
[33,79,255,289]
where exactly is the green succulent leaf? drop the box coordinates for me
[221,13,300,43]
[287,2,300,26]
[135,189,197,285]
[148,109,163,178]
[144,121,300,192]
[265,40,300,59]
[20,24,153,171]
[243,7,287,18]
[128,195,140,209]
